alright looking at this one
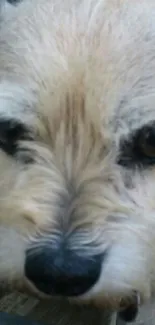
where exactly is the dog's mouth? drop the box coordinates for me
[25,275,140,323]
[117,292,140,323]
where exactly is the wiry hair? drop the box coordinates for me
[0,0,155,310]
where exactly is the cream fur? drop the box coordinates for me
[0,0,155,309]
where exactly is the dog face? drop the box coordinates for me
[0,0,155,308]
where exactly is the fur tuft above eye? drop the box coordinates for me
[0,118,33,158]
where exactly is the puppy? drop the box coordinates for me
[0,0,155,314]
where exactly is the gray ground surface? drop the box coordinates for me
[0,292,111,325]
[0,312,42,325]
[0,292,154,325]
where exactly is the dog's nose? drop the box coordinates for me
[25,246,102,296]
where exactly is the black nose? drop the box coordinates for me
[25,246,102,297]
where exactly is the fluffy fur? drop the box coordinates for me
[0,0,155,309]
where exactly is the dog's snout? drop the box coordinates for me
[25,246,102,297]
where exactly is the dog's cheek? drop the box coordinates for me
[91,235,152,303]
[0,227,27,281]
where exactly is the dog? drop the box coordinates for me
[0,0,155,317]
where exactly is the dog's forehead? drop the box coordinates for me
[0,0,155,143]
[31,64,155,147]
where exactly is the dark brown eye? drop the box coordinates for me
[0,118,33,162]
[137,126,155,158]
[118,124,155,168]
[7,0,21,4]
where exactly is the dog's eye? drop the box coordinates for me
[118,124,155,167]
[7,0,21,4]
[0,118,33,161]
[137,126,155,158]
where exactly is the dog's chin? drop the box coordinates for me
[22,275,143,313]
[22,254,150,309]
